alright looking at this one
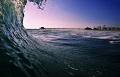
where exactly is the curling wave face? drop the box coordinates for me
[0,0,53,77]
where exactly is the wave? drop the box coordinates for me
[0,0,54,77]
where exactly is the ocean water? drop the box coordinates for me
[0,0,120,77]
[26,29,120,77]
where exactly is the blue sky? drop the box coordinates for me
[23,0,120,29]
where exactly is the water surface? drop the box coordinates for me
[26,29,120,77]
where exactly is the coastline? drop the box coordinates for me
[26,28,120,31]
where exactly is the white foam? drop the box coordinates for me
[83,35,111,39]
[110,41,120,44]
[92,36,111,39]
[83,36,92,38]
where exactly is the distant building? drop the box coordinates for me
[93,25,120,31]
[102,25,107,30]
[85,27,92,30]
[93,26,98,30]
[40,27,45,29]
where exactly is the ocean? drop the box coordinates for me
[26,29,120,77]
[0,0,120,77]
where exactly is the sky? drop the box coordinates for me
[23,0,120,29]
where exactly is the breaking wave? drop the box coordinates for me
[0,0,54,77]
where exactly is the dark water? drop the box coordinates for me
[26,29,120,77]
[0,0,120,77]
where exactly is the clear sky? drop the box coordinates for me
[23,0,120,29]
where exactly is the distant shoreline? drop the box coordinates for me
[43,28,81,29]
[26,28,120,31]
